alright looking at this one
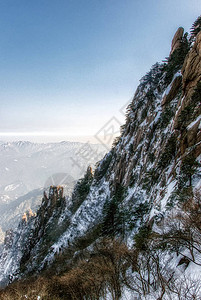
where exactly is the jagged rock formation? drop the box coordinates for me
[170,27,184,55]
[182,32,201,95]
[174,31,201,157]
[0,21,200,298]
[0,186,69,285]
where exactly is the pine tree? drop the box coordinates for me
[190,16,201,40]
[179,154,200,187]
[76,166,93,200]
[102,184,126,237]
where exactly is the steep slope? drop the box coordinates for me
[0,188,44,234]
[0,140,106,242]
[0,21,200,298]
[0,182,77,240]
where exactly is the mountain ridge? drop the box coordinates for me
[0,19,201,299]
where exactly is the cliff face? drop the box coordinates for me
[0,187,68,285]
[174,31,201,157]
[0,23,200,291]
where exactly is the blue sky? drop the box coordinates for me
[0,0,200,142]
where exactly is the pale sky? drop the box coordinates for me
[0,0,200,143]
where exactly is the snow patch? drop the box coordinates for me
[187,115,201,130]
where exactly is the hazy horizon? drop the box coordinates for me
[0,135,114,145]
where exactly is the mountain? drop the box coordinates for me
[0,188,44,233]
[0,141,106,242]
[0,140,106,203]
[0,19,200,299]
[0,184,77,245]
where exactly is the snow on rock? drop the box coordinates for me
[0,35,200,300]
[187,114,201,130]
[42,180,110,266]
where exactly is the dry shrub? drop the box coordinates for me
[167,274,201,300]
[1,201,200,300]
[0,277,50,300]
[0,239,131,300]
[157,189,201,265]
[49,238,131,300]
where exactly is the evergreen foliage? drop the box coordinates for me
[177,82,200,132]
[128,172,138,187]
[75,167,93,201]
[179,154,200,188]
[141,107,148,121]
[159,105,175,129]
[133,202,150,220]
[94,151,113,182]
[190,15,201,39]
[163,33,190,86]
[128,201,150,231]
[148,152,155,164]
[128,143,134,155]
[112,136,121,148]
[146,89,155,102]
[142,169,159,192]
[158,134,177,169]
[102,184,127,237]
[134,225,151,251]
[177,105,194,131]
[141,63,165,87]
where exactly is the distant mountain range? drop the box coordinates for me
[0,140,106,241]
[0,140,106,202]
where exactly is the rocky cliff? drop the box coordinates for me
[0,19,200,299]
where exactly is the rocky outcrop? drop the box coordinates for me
[170,27,184,55]
[21,209,36,224]
[173,31,201,157]
[182,31,201,98]
[186,117,201,150]
[161,73,182,106]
